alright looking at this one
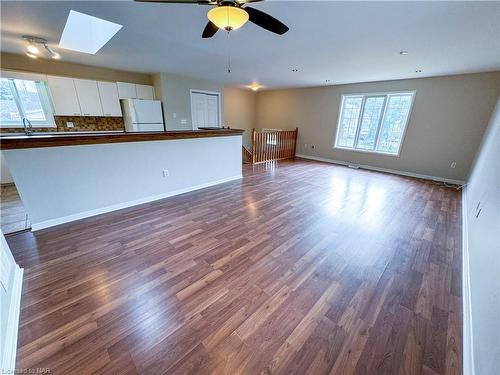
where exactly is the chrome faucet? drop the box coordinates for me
[22,118,33,135]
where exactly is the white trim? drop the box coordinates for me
[333,90,416,157]
[30,174,242,231]
[190,89,222,130]
[1,266,23,371]
[462,187,475,375]
[296,154,465,185]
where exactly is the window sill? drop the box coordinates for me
[333,145,401,157]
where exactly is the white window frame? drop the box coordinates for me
[333,90,416,157]
[0,70,56,128]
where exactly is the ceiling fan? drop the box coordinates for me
[135,0,289,38]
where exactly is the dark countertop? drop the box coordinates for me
[0,129,245,150]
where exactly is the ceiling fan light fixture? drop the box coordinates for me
[208,5,249,32]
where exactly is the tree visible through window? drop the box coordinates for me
[0,76,54,127]
[334,92,415,155]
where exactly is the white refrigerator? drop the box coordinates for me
[121,99,165,132]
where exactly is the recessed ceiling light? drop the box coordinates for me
[415,69,423,73]
[248,83,263,91]
[399,51,408,55]
[59,10,122,54]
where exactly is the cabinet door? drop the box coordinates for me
[117,82,137,99]
[136,84,155,100]
[98,81,122,116]
[47,76,81,116]
[74,79,103,116]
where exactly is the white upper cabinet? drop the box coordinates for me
[97,81,122,116]
[117,82,137,99]
[136,84,155,100]
[74,79,103,116]
[47,76,82,116]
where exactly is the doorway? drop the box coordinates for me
[190,90,221,129]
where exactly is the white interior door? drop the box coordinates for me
[191,91,220,129]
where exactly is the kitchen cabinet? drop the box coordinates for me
[97,81,122,116]
[136,84,155,100]
[117,82,137,99]
[74,79,103,116]
[47,76,82,116]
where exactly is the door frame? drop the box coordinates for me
[190,89,222,130]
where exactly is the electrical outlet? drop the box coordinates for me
[66,122,74,128]
[162,169,169,177]
[450,161,457,169]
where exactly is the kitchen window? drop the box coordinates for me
[334,91,415,156]
[0,72,55,128]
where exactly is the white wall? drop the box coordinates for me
[0,229,23,370]
[464,96,500,375]
[3,136,242,230]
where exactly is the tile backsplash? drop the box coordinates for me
[0,116,125,133]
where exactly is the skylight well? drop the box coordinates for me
[59,10,122,54]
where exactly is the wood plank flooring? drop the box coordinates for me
[6,159,462,375]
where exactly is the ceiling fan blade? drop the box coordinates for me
[134,0,215,5]
[245,6,289,35]
[202,21,219,38]
[237,0,264,4]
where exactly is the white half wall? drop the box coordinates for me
[3,136,242,230]
[0,229,23,371]
[463,96,500,375]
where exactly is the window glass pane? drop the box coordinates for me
[356,96,385,150]
[14,79,47,122]
[336,97,362,148]
[0,78,22,123]
[376,94,412,154]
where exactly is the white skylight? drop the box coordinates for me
[59,10,122,54]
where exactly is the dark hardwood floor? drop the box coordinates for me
[6,159,462,375]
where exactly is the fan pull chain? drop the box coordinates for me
[226,31,231,73]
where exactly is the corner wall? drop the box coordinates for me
[223,87,256,149]
[255,71,500,181]
[463,96,500,375]
[154,72,225,131]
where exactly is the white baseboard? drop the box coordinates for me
[31,175,242,231]
[1,265,23,371]
[462,187,475,375]
[296,154,465,185]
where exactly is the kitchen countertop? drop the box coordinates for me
[0,128,245,150]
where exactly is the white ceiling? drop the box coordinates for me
[1,1,499,89]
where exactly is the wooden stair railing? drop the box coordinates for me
[242,146,252,164]
[251,128,298,165]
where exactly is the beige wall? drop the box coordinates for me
[154,72,225,131]
[223,87,256,149]
[464,96,500,375]
[255,71,500,181]
[0,52,152,84]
